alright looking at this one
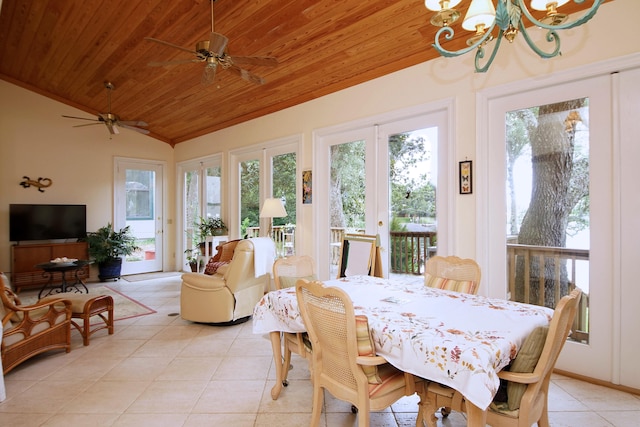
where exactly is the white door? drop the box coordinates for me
[315,105,451,280]
[114,159,164,275]
[482,75,613,380]
[618,67,640,388]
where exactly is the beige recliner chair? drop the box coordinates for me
[180,238,274,324]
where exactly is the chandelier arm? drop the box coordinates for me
[515,0,604,31]
[474,29,505,73]
[432,25,496,59]
[518,21,561,59]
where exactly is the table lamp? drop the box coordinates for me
[260,198,287,238]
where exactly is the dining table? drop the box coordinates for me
[252,275,554,427]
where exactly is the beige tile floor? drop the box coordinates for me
[1,275,639,426]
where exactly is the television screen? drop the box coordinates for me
[9,204,87,242]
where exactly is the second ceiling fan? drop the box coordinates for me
[145,0,278,85]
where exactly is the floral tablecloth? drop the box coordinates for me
[253,275,553,409]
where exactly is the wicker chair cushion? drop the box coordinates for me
[505,325,549,410]
[424,272,477,294]
[278,275,317,289]
[0,272,21,324]
[355,314,382,384]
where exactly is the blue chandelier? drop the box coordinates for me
[424,0,604,72]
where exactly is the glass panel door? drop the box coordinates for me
[329,139,366,277]
[181,157,222,272]
[115,159,163,275]
[505,99,590,343]
[483,74,612,380]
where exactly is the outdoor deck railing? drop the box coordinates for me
[389,231,437,275]
[507,243,590,342]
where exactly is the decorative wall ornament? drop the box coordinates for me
[20,176,52,192]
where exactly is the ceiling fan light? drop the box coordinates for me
[424,0,462,12]
[462,0,496,32]
[530,0,570,12]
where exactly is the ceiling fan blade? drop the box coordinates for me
[145,37,198,55]
[72,123,103,128]
[62,114,99,122]
[105,122,119,135]
[120,124,151,135]
[227,64,265,85]
[209,32,228,56]
[228,55,278,67]
[119,120,148,127]
[201,64,218,85]
[148,58,203,67]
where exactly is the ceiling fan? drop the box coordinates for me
[62,82,149,135]
[145,0,278,85]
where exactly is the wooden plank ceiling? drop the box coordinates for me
[0,0,604,146]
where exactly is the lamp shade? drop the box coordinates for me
[462,0,496,31]
[425,0,462,12]
[530,0,570,11]
[260,198,287,218]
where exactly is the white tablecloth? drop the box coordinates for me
[253,275,553,409]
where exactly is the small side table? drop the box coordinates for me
[35,260,93,299]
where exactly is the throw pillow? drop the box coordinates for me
[505,326,549,410]
[424,272,476,294]
[203,259,229,275]
[355,314,382,384]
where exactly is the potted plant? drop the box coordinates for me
[86,223,140,281]
[196,216,227,254]
[184,248,199,272]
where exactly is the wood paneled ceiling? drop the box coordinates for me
[0,0,604,146]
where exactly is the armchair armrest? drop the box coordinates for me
[498,370,541,384]
[356,355,388,366]
[181,272,227,291]
[3,298,71,338]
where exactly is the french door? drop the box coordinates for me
[481,75,613,380]
[229,138,299,254]
[315,105,451,280]
[178,155,223,271]
[114,158,164,275]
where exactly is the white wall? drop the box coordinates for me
[0,82,175,276]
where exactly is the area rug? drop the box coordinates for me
[121,271,182,282]
[19,285,156,321]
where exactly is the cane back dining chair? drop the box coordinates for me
[296,279,418,427]
[272,255,317,387]
[423,255,481,295]
[417,288,582,427]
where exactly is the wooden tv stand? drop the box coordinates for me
[11,242,90,293]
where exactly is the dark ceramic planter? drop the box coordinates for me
[98,257,123,281]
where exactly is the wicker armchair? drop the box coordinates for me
[423,255,481,294]
[1,273,72,374]
[418,289,582,427]
[296,279,417,427]
[272,256,316,389]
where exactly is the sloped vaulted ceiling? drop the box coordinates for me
[0,0,605,146]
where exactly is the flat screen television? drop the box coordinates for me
[9,204,87,242]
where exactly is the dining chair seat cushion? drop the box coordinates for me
[278,275,317,289]
[368,363,407,397]
[424,272,477,294]
[505,325,549,410]
[355,314,382,384]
